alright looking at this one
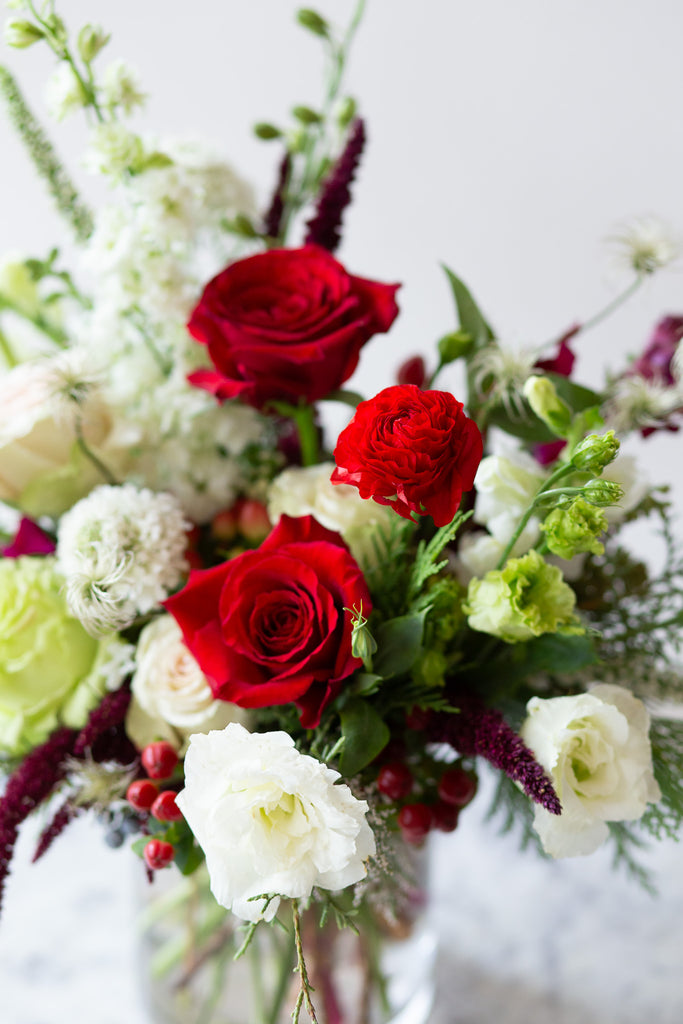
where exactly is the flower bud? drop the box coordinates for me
[571,430,620,472]
[397,355,427,388]
[292,105,322,125]
[438,330,473,364]
[523,375,572,438]
[296,8,329,36]
[541,497,607,560]
[4,18,44,47]
[77,24,110,63]
[582,479,624,507]
[253,122,282,141]
[337,96,357,129]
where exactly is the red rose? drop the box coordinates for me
[331,385,482,527]
[187,245,400,408]
[164,515,370,728]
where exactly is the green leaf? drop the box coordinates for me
[486,403,555,443]
[339,699,390,776]
[373,611,427,679]
[521,632,599,676]
[549,374,603,413]
[442,265,494,352]
[349,672,383,697]
[174,833,205,876]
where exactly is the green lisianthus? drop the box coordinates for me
[0,556,119,755]
[463,548,582,643]
[541,497,607,560]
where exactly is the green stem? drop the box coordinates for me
[0,325,18,368]
[0,65,94,242]
[75,416,118,485]
[0,296,68,347]
[426,359,445,389]
[270,402,320,467]
[495,461,575,569]
[537,275,644,357]
[292,902,319,1024]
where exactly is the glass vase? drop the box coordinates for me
[136,845,436,1024]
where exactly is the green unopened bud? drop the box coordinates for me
[571,430,620,473]
[337,96,357,129]
[253,122,282,141]
[541,497,607,560]
[77,24,110,63]
[287,127,308,154]
[43,13,67,43]
[228,214,258,239]
[292,105,322,125]
[296,8,329,36]
[523,375,572,438]
[412,649,447,689]
[4,18,44,47]
[437,329,473,364]
[582,479,624,507]
[346,604,377,671]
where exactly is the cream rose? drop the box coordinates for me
[267,461,399,568]
[0,354,121,517]
[176,723,376,922]
[520,684,661,857]
[126,616,246,752]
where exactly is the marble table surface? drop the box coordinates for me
[0,769,681,1024]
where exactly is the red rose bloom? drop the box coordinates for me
[164,515,370,728]
[187,245,400,408]
[331,385,483,527]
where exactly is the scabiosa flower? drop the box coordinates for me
[611,216,679,275]
[470,343,537,417]
[57,484,189,635]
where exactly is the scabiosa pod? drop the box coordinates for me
[56,483,189,635]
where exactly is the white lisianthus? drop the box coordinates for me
[126,616,247,751]
[0,353,123,517]
[57,483,189,634]
[455,532,505,582]
[177,724,376,922]
[473,449,546,551]
[601,454,648,524]
[520,684,661,858]
[267,462,399,568]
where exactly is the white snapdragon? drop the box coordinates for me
[520,684,661,858]
[44,64,87,121]
[101,59,146,114]
[177,724,376,922]
[57,483,189,634]
[267,462,399,568]
[84,123,145,178]
[126,616,246,751]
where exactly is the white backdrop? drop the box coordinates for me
[1,2,683,1022]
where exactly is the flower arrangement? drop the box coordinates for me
[1,2,682,1021]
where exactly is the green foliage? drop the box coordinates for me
[360,517,414,618]
[607,822,657,895]
[372,610,428,679]
[642,717,683,841]
[442,265,494,353]
[407,511,470,604]
[484,770,545,855]
[339,698,390,776]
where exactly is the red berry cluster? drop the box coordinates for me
[126,742,183,871]
[375,716,478,846]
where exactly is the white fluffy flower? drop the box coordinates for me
[177,724,376,922]
[44,64,87,121]
[126,616,247,751]
[473,449,546,550]
[520,684,661,858]
[267,462,399,568]
[604,375,683,433]
[57,483,189,634]
[470,343,537,415]
[611,216,679,275]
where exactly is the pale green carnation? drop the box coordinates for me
[0,556,120,755]
[541,497,607,560]
[464,549,582,643]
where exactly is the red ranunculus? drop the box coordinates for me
[331,385,482,527]
[164,515,370,728]
[187,245,400,409]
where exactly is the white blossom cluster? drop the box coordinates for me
[56,483,189,635]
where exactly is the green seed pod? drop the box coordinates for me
[253,122,282,141]
[296,8,329,37]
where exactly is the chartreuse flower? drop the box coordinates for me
[541,496,608,560]
[464,548,582,643]
[523,375,572,438]
[0,556,119,756]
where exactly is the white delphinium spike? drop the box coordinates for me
[57,483,189,635]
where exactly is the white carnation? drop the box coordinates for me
[177,724,376,922]
[520,684,661,858]
[268,462,399,568]
[57,484,189,634]
[126,616,246,751]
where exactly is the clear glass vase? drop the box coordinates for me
[136,846,436,1024]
